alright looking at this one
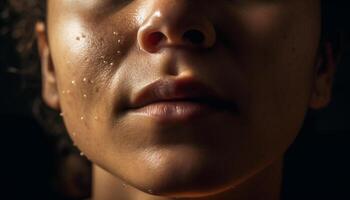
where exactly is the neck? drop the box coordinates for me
[92,158,283,200]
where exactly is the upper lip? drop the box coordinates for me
[130,77,233,110]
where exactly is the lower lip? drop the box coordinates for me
[130,101,220,123]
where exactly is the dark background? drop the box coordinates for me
[1,2,350,200]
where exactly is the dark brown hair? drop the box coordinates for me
[1,2,91,198]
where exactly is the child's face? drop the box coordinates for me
[40,0,329,197]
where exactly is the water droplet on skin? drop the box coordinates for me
[110,62,114,66]
[117,39,121,44]
[80,152,84,156]
[89,80,94,84]
[71,80,76,85]
[83,77,87,82]
[80,116,84,120]
[100,55,105,59]
[94,116,99,120]
[113,31,119,36]
[72,132,77,137]
[83,94,87,98]
[103,60,107,64]
[117,50,121,54]
[59,112,64,117]
[76,36,80,40]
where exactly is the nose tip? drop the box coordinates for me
[137,11,216,53]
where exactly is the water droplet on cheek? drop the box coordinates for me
[122,182,128,188]
[80,116,84,120]
[83,94,87,98]
[83,77,87,82]
[117,50,121,54]
[62,89,71,94]
[80,152,84,156]
[59,112,64,117]
[71,80,76,85]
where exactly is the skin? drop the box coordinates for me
[36,0,336,199]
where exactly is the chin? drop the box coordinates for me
[125,145,249,198]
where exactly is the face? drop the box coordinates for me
[39,0,330,198]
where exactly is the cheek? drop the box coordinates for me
[48,16,130,143]
[228,3,320,153]
[237,4,284,38]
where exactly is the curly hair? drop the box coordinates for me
[1,2,91,199]
[1,0,347,199]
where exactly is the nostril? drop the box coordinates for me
[183,29,205,45]
[148,32,165,46]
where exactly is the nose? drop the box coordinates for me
[137,1,216,53]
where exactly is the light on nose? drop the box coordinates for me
[138,27,213,53]
[143,29,206,50]
[137,10,216,53]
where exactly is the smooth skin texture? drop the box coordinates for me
[36,0,335,199]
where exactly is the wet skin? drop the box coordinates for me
[37,0,334,199]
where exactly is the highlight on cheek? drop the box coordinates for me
[56,20,126,74]
[54,19,91,57]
